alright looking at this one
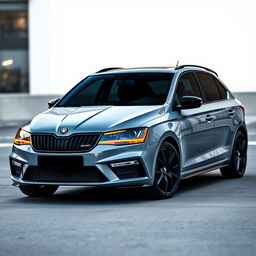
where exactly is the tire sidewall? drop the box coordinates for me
[231,130,247,177]
[153,141,181,198]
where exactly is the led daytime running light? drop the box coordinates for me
[13,129,31,145]
[99,128,148,145]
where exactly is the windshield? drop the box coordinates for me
[57,73,174,107]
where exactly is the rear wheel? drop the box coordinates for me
[19,185,59,197]
[220,130,247,178]
[148,141,181,199]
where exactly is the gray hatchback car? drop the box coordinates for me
[10,65,248,199]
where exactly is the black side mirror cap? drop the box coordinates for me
[175,96,202,110]
[48,98,60,108]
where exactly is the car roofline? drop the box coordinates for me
[93,65,218,76]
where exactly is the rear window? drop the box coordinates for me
[197,73,222,102]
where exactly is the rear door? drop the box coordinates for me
[196,72,235,162]
[174,72,215,172]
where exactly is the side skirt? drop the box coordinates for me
[180,161,229,180]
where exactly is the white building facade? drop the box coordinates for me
[0,0,256,120]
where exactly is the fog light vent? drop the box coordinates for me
[10,159,23,177]
[110,160,146,179]
[110,160,139,168]
[12,160,22,168]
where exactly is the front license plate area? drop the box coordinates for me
[38,156,83,167]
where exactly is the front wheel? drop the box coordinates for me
[220,130,247,178]
[19,184,59,197]
[147,141,181,199]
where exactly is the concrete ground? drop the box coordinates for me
[0,119,256,256]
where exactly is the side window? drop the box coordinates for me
[197,73,221,102]
[175,72,202,103]
[213,78,227,100]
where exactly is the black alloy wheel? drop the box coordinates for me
[148,141,181,199]
[220,130,247,178]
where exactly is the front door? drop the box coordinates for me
[175,72,215,172]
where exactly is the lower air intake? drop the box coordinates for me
[23,166,108,183]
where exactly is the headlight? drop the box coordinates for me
[98,128,148,145]
[13,129,31,145]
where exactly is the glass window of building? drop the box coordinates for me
[0,0,28,93]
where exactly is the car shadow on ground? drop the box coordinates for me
[7,171,234,206]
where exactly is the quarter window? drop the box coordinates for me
[213,78,227,100]
[197,73,221,102]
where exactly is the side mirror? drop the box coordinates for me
[175,96,202,110]
[48,98,60,108]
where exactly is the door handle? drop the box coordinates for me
[205,114,214,122]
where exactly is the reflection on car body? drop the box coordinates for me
[10,65,248,199]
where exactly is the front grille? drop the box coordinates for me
[23,166,108,183]
[31,134,101,152]
[111,162,146,179]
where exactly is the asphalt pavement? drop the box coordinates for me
[0,118,256,256]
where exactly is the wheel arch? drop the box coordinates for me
[234,124,248,147]
[162,135,180,155]
[237,125,248,142]
[230,123,248,157]
[220,123,248,178]
[151,132,182,180]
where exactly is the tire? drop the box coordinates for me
[220,130,247,178]
[147,141,181,199]
[19,185,59,197]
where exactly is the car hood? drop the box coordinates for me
[29,105,165,135]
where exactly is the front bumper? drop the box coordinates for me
[10,141,156,187]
